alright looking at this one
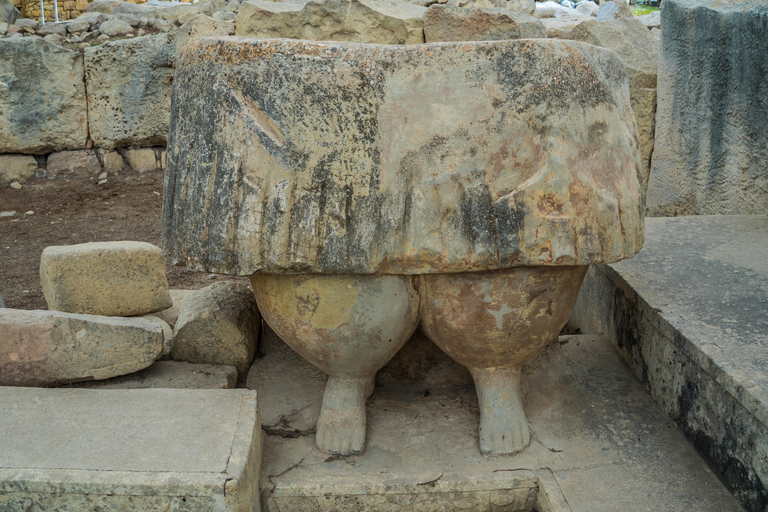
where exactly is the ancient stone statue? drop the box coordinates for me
[163,38,644,456]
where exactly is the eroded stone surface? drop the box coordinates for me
[40,241,172,316]
[0,154,37,186]
[0,309,163,386]
[66,360,238,389]
[0,38,87,154]
[164,39,643,275]
[423,5,545,42]
[647,0,768,216]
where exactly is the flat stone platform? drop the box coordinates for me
[0,388,261,511]
[569,215,767,512]
[248,327,743,511]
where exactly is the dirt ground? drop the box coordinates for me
[0,168,242,311]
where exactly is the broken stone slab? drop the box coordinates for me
[141,315,175,355]
[423,5,545,42]
[566,17,659,189]
[84,14,234,149]
[0,308,163,386]
[66,360,238,389]
[0,154,37,186]
[647,0,768,216]
[171,281,261,374]
[40,241,173,317]
[234,0,426,43]
[0,387,261,512]
[164,38,643,275]
[0,38,87,154]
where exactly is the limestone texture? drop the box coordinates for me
[152,288,196,328]
[40,241,173,316]
[0,387,261,512]
[171,281,260,374]
[506,0,535,15]
[637,10,660,28]
[0,0,19,24]
[0,38,87,154]
[164,39,643,275]
[84,14,234,148]
[423,5,545,42]
[123,147,158,172]
[595,0,632,20]
[235,0,426,43]
[67,360,239,389]
[566,17,658,189]
[575,0,598,16]
[98,149,124,173]
[647,0,768,216]
[0,309,163,386]
[98,18,132,35]
[0,154,37,186]
[568,215,768,512]
[46,149,101,177]
[541,14,590,38]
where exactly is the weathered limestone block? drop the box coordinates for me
[567,17,659,188]
[123,147,158,172]
[68,360,238,389]
[171,281,260,374]
[506,0,535,15]
[46,149,101,177]
[424,5,545,42]
[97,149,124,172]
[235,0,426,43]
[0,309,163,386]
[0,0,20,24]
[40,241,173,316]
[595,0,632,20]
[575,0,598,16]
[84,14,234,148]
[648,0,768,216]
[0,154,37,186]
[98,17,132,35]
[0,38,87,154]
[164,39,643,275]
[541,14,590,38]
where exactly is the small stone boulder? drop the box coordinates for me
[596,0,632,20]
[123,147,157,172]
[0,155,37,186]
[637,10,660,29]
[0,0,20,25]
[0,308,163,386]
[506,0,535,15]
[171,281,261,374]
[40,241,173,317]
[424,5,545,42]
[46,149,101,177]
[35,22,67,36]
[575,0,598,16]
[98,18,132,36]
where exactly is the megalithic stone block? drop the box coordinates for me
[162,38,644,276]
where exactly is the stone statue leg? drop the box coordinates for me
[420,266,587,456]
[251,273,420,456]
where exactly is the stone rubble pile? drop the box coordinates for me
[0,241,261,388]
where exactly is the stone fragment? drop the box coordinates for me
[164,39,643,275]
[595,0,632,20]
[535,0,578,17]
[141,315,174,355]
[171,281,260,374]
[235,0,426,43]
[43,33,64,44]
[69,360,238,389]
[98,149,124,172]
[152,288,195,329]
[541,14,590,37]
[567,17,658,189]
[123,147,157,172]
[506,0,534,15]
[46,149,101,176]
[0,387,261,511]
[85,15,234,148]
[424,5,545,42]
[0,308,163,386]
[648,0,767,216]
[0,22,7,34]
[12,17,37,30]
[146,3,208,24]
[575,0,598,16]
[35,22,67,36]
[0,0,19,25]
[637,10,659,28]
[40,241,173,316]
[98,18,132,35]
[67,18,92,33]
[9,181,21,189]
[0,38,87,154]
[113,13,140,26]
[86,0,123,13]
[0,154,37,186]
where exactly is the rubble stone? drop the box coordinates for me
[46,149,101,177]
[424,5,545,42]
[0,154,37,186]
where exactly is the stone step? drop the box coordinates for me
[248,327,743,511]
[0,387,261,511]
[569,214,767,512]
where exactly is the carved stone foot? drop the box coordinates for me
[470,366,530,456]
[315,375,374,456]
